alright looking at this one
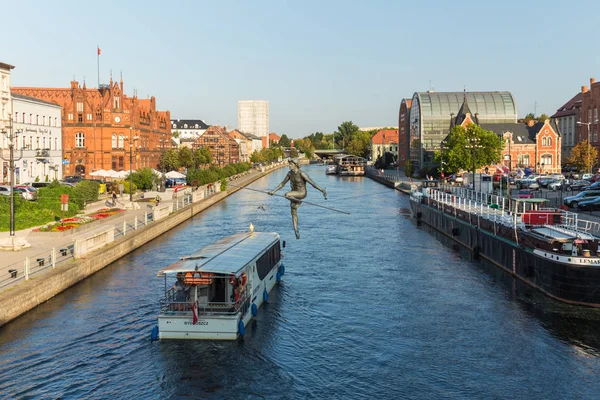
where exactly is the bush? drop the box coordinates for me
[75,180,100,203]
[130,168,155,191]
[220,178,228,191]
[121,180,137,194]
[187,162,252,187]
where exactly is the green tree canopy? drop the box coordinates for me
[160,149,180,171]
[566,140,598,173]
[194,147,213,168]
[178,147,194,169]
[336,121,360,148]
[279,134,291,147]
[129,167,156,191]
[434,124,502,174]
[404,160,414,179]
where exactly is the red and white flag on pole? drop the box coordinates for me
[192,300,198,325]
[97,46,101,55]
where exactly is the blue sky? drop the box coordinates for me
[1,0,599,137]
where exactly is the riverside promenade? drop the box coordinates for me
[0,162,285,326]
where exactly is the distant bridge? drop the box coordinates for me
[314,149,345,160]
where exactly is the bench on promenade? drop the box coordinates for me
[37,258,45,267]
[8,269,17,278]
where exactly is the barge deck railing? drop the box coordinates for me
[417,187,600,237]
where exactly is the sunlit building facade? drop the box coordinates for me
[408,91,517,169]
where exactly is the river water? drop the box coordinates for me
[2,165,600,399]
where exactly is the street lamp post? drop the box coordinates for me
[466,135,480,191]
[128,127,139,202]
[1,119,23,236]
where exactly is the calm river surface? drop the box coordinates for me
[2,165,600,399]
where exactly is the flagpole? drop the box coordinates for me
[97,45,100,88]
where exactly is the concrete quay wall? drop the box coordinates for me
[0,164,285,327]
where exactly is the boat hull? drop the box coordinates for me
[410,199,600,307]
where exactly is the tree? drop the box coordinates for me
[160,149,180,171]
[289,148,299,158]
[566,140,598,173]
[336,121,360,148]
[279,134,291,147]
[130,167,156,191]
[178,147,194,169]
[172,130,181,139]
[434,124,502,174]
[537,113,549,122]
[404,160,414,179]
[194,147,213,168]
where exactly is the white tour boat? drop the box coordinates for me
[152,229,285,340]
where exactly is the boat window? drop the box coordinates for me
[256,242,281,280]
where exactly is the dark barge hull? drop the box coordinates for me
[410,199,600,307]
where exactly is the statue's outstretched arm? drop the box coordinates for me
[268,174,290,195]
[301,171,327,199]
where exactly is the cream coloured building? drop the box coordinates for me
[12,93,63,183]
[0,62,15,183]
[238,100,269,140]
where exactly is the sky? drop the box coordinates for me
[2,0,599,138]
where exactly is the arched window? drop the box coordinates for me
[112,134,117,148]
[541,154,552,167]
[547,137,552,146]
[118,134,124,148]
[75,132,85,147]
[541,137,547,146]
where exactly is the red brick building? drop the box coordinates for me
[397,99,411,165]
[193,126,239,166]
[452,96,561,173]
[269,132,280,145]
[13,77,171,177]
[579,78,600,165]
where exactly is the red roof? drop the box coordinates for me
[371,129,399,145]
[551,92,582,118]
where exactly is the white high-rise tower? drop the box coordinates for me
[238,100,269,140]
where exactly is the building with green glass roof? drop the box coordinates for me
[408,91,517,169]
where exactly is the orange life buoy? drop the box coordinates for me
[184,272,213,285]
[241,273,247,286]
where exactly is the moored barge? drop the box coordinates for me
[410,185,600,307]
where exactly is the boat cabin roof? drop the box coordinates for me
[157,232,280,277]
[530,227,596,242]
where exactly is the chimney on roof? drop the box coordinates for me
[592,78,596,86]
[527,119,536,127]
[582,85,589,93]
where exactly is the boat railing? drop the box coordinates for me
[159,286,252,316]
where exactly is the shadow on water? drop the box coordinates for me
[417,221,600,356]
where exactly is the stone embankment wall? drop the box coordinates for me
[0,164,285,327]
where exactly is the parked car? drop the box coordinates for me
[562,180,589,191]
[63,175,84,183]
[0,185,11,196]
[577,197,600,211]
[518,189,534,199]
[582,173,594,181]
[519,178,539,190]
[581,181,600,191]
[14,185,37,201]
[564,190,600,208]
[21,181,52,189]
[538,176,555,188]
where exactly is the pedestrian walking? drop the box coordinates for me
[111,190,117,207]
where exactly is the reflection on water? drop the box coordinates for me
[0,166,600,399]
